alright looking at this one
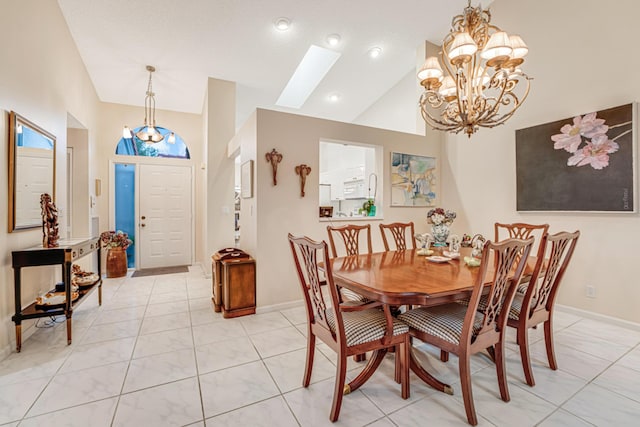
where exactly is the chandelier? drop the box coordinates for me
[418,1,531,136]
[123,65,175,144]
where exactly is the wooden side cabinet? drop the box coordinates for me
[211,254,223,312]
[221,257,256,318]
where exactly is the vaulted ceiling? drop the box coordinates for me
[57,0,474,127]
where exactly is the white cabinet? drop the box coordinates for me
[343,180,366,199]
[345,165,365,182]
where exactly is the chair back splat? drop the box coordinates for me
[326,224,372,258]
[495,222,549,292]
[379,222,416,251]
[289,234,343,343]
[467,238,534,347]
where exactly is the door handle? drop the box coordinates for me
[141,216,146,220]
[141,223,146,227]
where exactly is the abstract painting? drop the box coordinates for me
[390,152,437,206]
[516,103,635,212]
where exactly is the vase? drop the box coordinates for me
[431,223,450,247]
[106,247,128,278]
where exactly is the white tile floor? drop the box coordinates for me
[1,265,640,426]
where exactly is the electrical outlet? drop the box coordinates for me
[586,285,596,298]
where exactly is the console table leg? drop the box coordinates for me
[15,324,22,353]
[66,316,72,345]
[98,284,102,306]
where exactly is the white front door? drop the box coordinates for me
[139,164,192,268]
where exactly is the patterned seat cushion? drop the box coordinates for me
[398,304,484,346]
[341,287,371,303]
[516,279,530,295]
[326,309,408,347]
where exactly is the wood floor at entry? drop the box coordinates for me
[139,163,192,269]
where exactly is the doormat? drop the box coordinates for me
[131,265,189,278]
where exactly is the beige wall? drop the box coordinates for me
[204,79,237,259]
[0,0,101,355]
[237,109,440,308]
[442,0,640,322]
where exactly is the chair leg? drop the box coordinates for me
[394,345,401,384]
[303,333,316,387]
[459,353,478,426]
[400,337,410,399]
[517,326,535,387]
[543,319,558,371]
[486,346,496,362]
[440,350,449,362]
[495,341,511,402]
[330,352,348,422]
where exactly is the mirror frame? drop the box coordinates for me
[8,111,56,232]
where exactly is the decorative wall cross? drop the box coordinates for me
[265,148,283,186]
[295,164,312,197]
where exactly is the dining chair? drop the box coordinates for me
[495,222,549,293]
[288,233,410,422]
[398,237,534,426]
[326,224,374,362]
[500,230,580,386]
[379,222,417,251]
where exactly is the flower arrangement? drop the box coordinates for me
[100,230,132,250]
[551,112,632,170]
[427,207,456,226]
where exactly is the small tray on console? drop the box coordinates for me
[35,291,80,310]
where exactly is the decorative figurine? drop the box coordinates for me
[448,234,461,254]
[470,234,486,259]
[265,148,283,186]
[40,193,60,248]
[415,233,434,255]
[295,164,312,197]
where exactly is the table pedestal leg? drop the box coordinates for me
[410,349,453,395]
[345,349,387,394]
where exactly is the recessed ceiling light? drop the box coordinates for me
[368,46,382,58]
[327,34,341,47]
[274,17,291,31]
[328,93,341,102]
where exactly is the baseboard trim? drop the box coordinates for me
[0,319,38,360]
[256,299,304,314]
[556,304,640,331]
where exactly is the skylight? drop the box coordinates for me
[276,45,341,109]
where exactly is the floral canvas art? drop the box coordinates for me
[516,103,636,212]
[390,152,437,207]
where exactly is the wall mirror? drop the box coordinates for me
[8,111,56,232]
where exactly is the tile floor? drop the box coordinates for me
[1,265,640,426]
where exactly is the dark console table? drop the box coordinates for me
[11,237,102,352]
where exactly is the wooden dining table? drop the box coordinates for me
[322,247,535,396]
